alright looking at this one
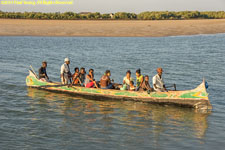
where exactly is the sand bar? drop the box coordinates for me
[1,19,225,37]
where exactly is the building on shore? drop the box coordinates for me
[110,13,114,19]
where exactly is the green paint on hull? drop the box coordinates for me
[180,92,196,98]
[81,88,101,94]
[26,74,209,100]
[151,93,168,98]
[180,92,208,99]
[115,92,138,97]
[201,92,207,97]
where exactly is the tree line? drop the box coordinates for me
[0,11,225,20]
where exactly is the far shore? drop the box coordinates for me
[1,19,225,37]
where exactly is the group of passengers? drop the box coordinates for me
[38,58,167,92]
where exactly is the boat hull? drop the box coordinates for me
[26,71,212,110]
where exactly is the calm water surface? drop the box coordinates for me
[0,34,225,149]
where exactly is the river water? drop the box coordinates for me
[0,34,225,149]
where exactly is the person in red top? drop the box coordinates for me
[85,69,99,88]
[100,70,113,89]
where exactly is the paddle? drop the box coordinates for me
[165,84,176,91]
[38,84,76,88]
[30,65,38,79]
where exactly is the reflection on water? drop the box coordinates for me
[27,88,210,140]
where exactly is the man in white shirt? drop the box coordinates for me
[152,68,167,92]
[60,58,71,84]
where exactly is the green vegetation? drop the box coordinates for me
[0,11,225,20]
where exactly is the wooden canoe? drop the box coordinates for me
[26,70,212,110]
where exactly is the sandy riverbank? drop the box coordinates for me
[1,19,225,37]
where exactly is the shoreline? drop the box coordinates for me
[1,19,225,37]
[1,33,224,38]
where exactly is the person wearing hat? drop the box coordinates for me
[38,61,49,81]
[60,58,72,84]
[152,68,167,92]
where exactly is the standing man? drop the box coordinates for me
[60,58,72,84]
[152,68,167,92]
[39,61,49,81]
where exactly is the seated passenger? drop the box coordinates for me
[79,67,86,86]
[72,67,81,85]
[136,69,144,91]
[100,70,114,89]
[85,69,98,88]
[139,75,153,92]
[38,61,49,81]
[129,81,135,91]
[120,70,133,90]
[152,68,167,92]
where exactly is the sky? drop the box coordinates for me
[0,0,225,13]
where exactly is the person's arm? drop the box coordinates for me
[73,75,82,85]
[70,74,75,84]
[45,70,49,79]
[75,73,82,85]
[162,78,167,91]
[129,86,135,91]
[78,77,82,85]
[146,82,151,90]
[38,68,42,79]
[140,76,144,87]
[93,81,99,88]
[163,85,167,91]
[142,82,147,89]
[123,77,126,84]
[108,77,111,85]
[87,74,98,88]
[86,74,92,81]
[39,68,46,78]
[153,76,157,90]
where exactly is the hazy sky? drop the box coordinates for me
[0,0,225,13]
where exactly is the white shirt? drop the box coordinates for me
[123,76,133,85]
[152,74,164,90]
[61,63,70,76]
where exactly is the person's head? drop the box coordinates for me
[80,67,85,74]
[144,75,149,82]
[74,67,79,73]
[126,70,131,78]
[136,69,141,77]
[64,58,70,65]
[157,68,163,76]
[42,61,47,68]
[89,69,94,75]
[105,70,111,76]
[130,81,134,86]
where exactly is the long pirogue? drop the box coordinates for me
[26,70,212,110]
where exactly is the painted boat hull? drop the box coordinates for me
[26,70,212,110]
